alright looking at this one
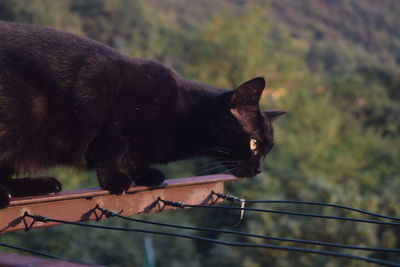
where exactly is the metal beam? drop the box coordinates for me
[0,174,236,233]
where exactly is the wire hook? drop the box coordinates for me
[211,192,247,226]
[157,198,185,208]
[22,212,50,231]
[233,199,246,227]
[93,205,123,221]
[211,191,242,203]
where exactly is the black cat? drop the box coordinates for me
[0,21,286,208]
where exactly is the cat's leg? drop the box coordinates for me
[129,166,165,186]
[0,164,14,208]
[0,185,11,208]
[96,162,132,194]
[3,177,62,197]
[0,164,62,202]
[89,133,133,194]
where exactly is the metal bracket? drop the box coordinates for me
[22,212,50,231]
[93,205,123,221]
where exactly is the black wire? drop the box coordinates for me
[102,209,400,253]
[243,200,400,222]
[177,203,400,227]
[0,242,60,259]
[0,242,94,265]
[211,193,400,221]
[25,214,400,267]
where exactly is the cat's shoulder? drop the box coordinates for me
[130,58,181,82]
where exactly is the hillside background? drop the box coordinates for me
[0,0,399,266]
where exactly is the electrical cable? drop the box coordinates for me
[163,201,400,227]
[212,192,400,222]
[97,207,400,253]
[24,213,400,267]
[0,242,60,259]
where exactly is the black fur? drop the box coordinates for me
[0,21,285,208]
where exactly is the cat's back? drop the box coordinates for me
[0,22,129,169]
[0,21,126,92]
[0,21,126,110]
[0,21,117,59]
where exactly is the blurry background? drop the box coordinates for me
[0,0,399,266]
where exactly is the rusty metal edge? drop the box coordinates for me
[10,174,237,206]
[0,174,237,234]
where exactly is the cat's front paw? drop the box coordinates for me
[133,168,165,186]
[37,177,62,195]
[4,177,62,197]
[0,186,11,209]
[102,172,132,195]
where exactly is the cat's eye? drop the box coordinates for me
[250,138,258,151]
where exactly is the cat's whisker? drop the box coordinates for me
[195,161,226,171]
[197,162,221,171]
[195,160,238,176]
[208,151,238,162]
[197,162,240,176]
[195,168,225,176]
[195,157,236,170]
[222,167,240,176]
[210,147,241,160]
[220,165,241,177]
[213,160,237,165]
[234,167,242,177]
[195,163,236,174]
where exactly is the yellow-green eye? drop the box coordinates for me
[250,138,258,151]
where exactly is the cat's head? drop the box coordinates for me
[209,77,286,177]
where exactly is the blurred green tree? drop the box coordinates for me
[0,0,399,266]
[0,0,82,33]
[71,0,164,58]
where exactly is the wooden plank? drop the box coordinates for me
[0,174,236,233]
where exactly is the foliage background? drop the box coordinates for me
[0,0,399,266]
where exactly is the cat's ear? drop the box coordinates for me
[231,77,265,108]
[262,110,287,121]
